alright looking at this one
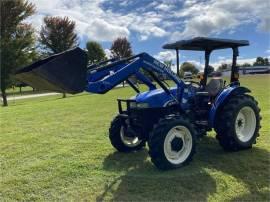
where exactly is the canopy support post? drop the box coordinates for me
[176,49,180,77]
[231,47,239,83]
[201,50,211,86]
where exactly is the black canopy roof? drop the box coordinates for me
[163,37,249,51]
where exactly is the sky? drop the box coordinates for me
[28,0,270,71]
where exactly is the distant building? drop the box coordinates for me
[220,66,270,77]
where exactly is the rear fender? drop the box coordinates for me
[209,86,251,128]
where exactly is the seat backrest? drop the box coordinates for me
[205,78,223,96]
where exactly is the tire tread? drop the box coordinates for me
[148,115,197,170]
[215,94,261,151]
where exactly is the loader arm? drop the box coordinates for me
[86,52,184,94]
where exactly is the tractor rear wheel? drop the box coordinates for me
[215,94,261,151]
[148,116,197,170]
[109,115,145,152]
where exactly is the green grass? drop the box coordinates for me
[1,75,270,201]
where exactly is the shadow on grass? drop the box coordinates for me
[200,137,270,201]
[97,136,270,201]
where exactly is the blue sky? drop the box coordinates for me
[29,0,270,70]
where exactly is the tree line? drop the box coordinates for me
[181,56,270,76]
[217,57,270,71]
[180,56,270,77]
[1,0,133,106]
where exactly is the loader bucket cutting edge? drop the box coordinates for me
[15,47,88,94]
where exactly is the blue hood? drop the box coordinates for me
[132,87,177,107]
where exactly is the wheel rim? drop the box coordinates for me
[235,106,256,142]
[163,126,193,165]
[120,127,142,147]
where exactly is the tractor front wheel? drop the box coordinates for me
[215,94,261,151]
[148,116,197,170]
[109,115,145,152]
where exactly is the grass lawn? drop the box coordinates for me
[0,75,269,201]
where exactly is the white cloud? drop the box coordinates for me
[104,48,112,58]
[28,0,270,44]
[184,0,199,6]
[154,50,176,61]
[154,51,206,72]
[155,3,173,11]
[171,0,270,39]
[218,56,227,60]
[257,15,270,32]
[119,0,129,7]
[29,0,130,42]
[28,0,168,42]
[154,50,178,72]
[86,19,130,41]
[128,12,168,41]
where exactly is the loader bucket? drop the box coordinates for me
[15,47,88,94]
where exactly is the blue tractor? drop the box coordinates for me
[15,37,261,170]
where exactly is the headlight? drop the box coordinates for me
[136,102,149,108]
[130,102,137,108]
[130,102,149,109]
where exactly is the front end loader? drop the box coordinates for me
[15,37,261,170]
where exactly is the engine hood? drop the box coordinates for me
[131,87,177,107]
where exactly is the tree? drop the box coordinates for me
[253,57,269,66]
[39,16,78,98]
[0,0,36,106]
[86,41,106,65]
[180,62,199,77]
[110,37,133,86]
[264,58,270,66]
[217,63,230,71]
[110,37,132,59]
[241,63,251,67]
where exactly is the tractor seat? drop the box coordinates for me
[205,78,224,96]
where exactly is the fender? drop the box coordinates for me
[209,85,251,128]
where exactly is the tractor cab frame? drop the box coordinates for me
[163,37,249,85]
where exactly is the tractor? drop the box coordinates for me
[15,37,261,170]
